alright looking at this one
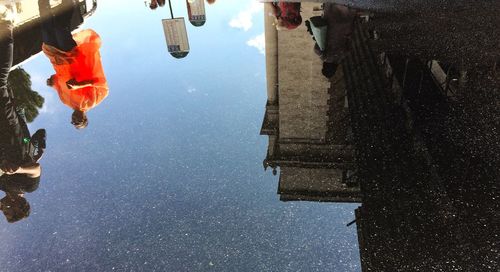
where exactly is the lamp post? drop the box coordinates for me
[168,0,174,19]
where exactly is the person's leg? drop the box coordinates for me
[38,0,59,48]
[0,21,19,132]
[322,61,339,79]
[0,21,13,90]
[52,0,77,51]
[30,129,46,162]
[31,129,46,149]
[38,0,77,51]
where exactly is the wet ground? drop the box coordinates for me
[0,0,498,271]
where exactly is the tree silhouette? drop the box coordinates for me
[7,68,44,123]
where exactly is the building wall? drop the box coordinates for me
[277,3,331,141]
[279,167,361,202]
[262,2,359,203]
[14,0,65,27]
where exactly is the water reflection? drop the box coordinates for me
[7,67,44,123]
[39,0,107,129]
[187,0,206,27]
[270,2,302,30]
[262,1,498,271]
[1,9,45,223]
[147,0,166,10]
[11,0,95,67]
[1,63,45,225]
[156,0,207,59]
[0,0,498,270]
[0,92,44,224]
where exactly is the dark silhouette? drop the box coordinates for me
[0,17,45,223]
[1,19,15,132]
[0,173,40,223]
[309,4,357,78]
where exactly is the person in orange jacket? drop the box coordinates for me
[270,2,302,30]
[39,0,108,129]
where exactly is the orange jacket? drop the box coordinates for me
[42,29,108,112]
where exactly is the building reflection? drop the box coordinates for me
[261,2,498,271]
[261,2,360,203]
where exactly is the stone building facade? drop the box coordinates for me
[261,2,360,203]
[262,2,498,270]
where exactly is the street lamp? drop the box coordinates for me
[186,0,206,27]
[162,0,190,58]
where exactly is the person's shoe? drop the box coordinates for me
[31,129,46,149]
[30,129,46,162]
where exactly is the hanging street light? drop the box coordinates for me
[186,0,206,27]
[162,0,190,59]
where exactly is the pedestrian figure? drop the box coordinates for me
[148,0,165,10]
[269,1,302,30]
[0,166,41,223]
[312,3,357,78]
[0,8,45,223]
[39,0,108,129]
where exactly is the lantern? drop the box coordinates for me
[186,0,206,27]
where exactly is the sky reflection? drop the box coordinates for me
[0,1,360,271]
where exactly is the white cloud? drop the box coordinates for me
[247,33,265,54]
[187,87,197,93]
[229,1,263,31]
